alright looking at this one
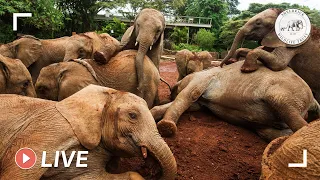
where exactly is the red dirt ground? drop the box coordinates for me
[113,60,268,180]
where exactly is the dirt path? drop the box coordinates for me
[113,60,268,180]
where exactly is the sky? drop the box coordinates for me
[237,0,320,10]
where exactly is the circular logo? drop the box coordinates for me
[15,148,37,169]
[275,9,311,47]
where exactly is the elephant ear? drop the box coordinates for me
[261,30,287,48]
[56,85,117,149]
[120,26,135,50]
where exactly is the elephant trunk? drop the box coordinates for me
[135,42,149,93]
[26,85,37,97]
[145,133,177,180]
[220,29,245,67]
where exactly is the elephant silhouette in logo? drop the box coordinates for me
[281,19,303,31]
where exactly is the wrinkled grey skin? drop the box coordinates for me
[0,85,176,180]
[175,49,203,81]
[152,61,319,141]
[0,54,36,97]
[220,8,320,103]
[120,8,165,98]
[35,50,160,108]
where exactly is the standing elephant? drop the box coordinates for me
[120,8,165,97]
[220,8,320,103]
[35,50,159,108]
[175,49,203,81]
[0,85,176,179]
[197,51,213,70]
[152,61,319,141]
[261,120,320,179]
[0,54,36,97]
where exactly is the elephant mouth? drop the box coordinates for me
[138,146,163,179]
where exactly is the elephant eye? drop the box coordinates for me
[22,80,30,88]
[129,112,137,120]
[256,19,262,26]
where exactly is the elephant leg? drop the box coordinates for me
[157,72,213,137]
[241,47,296,72]
[233,48,252,60]
[71,170,144,180]
[256,128,292,142]
[150,102,173,122]
[265,88,308,132]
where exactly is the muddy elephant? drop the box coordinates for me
[99,33,121,52]
[0,54,36,97]
[35,50,159,108]
[120,8,165,97]
[0,85,177,179]
[261,120,320,179]
[197,51,213,70]
[152,61,319,141]
[220,8,320,103]
[175,49,203,81]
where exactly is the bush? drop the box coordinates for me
[194,29,215,51]
[97,18,127,40]
[170,27,188,44]
[173,43,202,52]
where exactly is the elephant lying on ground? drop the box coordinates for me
[152,61,319,141]
[35,50,159,108]
[0,54,36,97]
[261,120,320,179]
[0,85,177,179]
[220,8,320,103]
[175,49,213,81]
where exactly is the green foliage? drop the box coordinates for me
[0,0,64,42]
[194,29,215,51]
[170,27,188,44]
[97,18,127,39]
[57,0,123,33]
[173,43,202,52]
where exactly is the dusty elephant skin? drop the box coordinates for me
[0,32,116,83]
[0,85,176,180]
[120,8,165,98]
[175,49,213,81]
[35,50,159,108]
[153,61,319,141]
[220,8,320,103]
[261,119,320,179]
[175,49,203,81]
[0,54,36,97]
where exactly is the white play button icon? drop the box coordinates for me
[23,153,30,163]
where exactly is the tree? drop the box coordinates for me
[0,0,64,42]
[170,26,188,44]
[226,0,240,15]
[194,29,216,51]
[57,0,123,33]
[97,17,127,40]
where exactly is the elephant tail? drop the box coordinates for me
[160,77,172,92]
[307,98,320,122]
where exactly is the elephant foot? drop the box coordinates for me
[241,61,259,73]
[157,119,177,137]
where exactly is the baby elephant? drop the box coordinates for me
[175,49,212,81]
[153,61,319,141]
[261,120,320,179]
[36,50,159,108]
[0,54,36,97]
[0,85,177,179]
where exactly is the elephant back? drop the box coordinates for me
[261,120,320,179]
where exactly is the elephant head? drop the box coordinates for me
[0,54,36,97]
[64,32,118,62]
[176,49,203,81]
[56,85,177,179]
[221,8,285,66]
[35,59,98,101]
[0,35,42,67]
